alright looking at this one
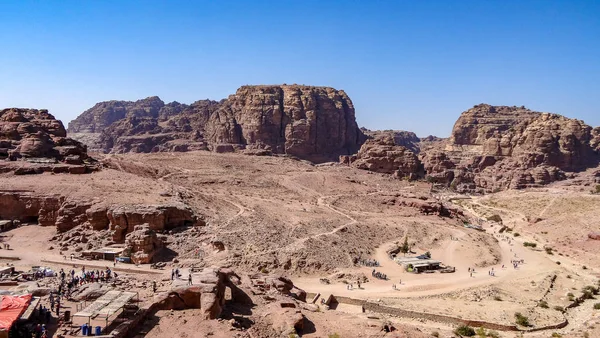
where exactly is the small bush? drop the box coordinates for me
[523,242,537,248]
[593,185,600,194]
[515,312,530,326]
[538,300,549,308]
[454,325,476,336]
[556,261,561,265]
[584,332,590,338]
[554,306,564,312]
[475,327,486,337]
[328,334,341,338]
[487,330,500,338]
[513,232,520,237]
[431,331,439,337]
[551,333,562,338]
[545,247,553,255]
[594,303,600,310]
[583,265,588,270]
[494,295,503,301]
[583,285,599,295]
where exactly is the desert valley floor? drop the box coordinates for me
[1,151,599,338]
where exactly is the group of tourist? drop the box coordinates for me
[372,269,387,280]
[346,280,362,290]
[359,258,379,267]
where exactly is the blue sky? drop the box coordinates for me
[1,0,599,137]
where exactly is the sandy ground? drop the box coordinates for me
[1,151,599,337]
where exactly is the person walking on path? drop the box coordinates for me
[188,273,192,285]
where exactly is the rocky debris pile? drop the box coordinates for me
[0,108,96,174]
[341,135,424,180]
[125,224,166,264]
[68,85,364,162]
[381,192,464,218]
[421,104,600,193]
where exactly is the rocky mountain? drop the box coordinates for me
[421,104,600,192]
[68,97,221,153]
[205,85,363,161]
[69,85,364,162]
[0,108,94,174]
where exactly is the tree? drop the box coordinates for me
[400,236,410,255]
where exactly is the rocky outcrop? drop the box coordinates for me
[1,108,93,173]
[0,191,200,240]
[108,203,199,242]
[360,129,421,153]
[421,104,600,193]
[205,85,363,162]
[0,191,64,226]
[341,135,424,180]
[69,85,364,162]
[153,268,245,320]
[125,224,165,264]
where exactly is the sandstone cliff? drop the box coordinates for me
[69,85,363,162]
[205,85,363,161]
[422,104,599,192]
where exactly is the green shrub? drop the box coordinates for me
[328,334,341,338]
[494,295,503,301]
[554,306,564,312]
[594,303,600,310]
[523,242,537,248]
[593,185,600,194]
[556,261,561,265]
[538,300,549,308]
[454,325,475,336]
[513,232,520,237]
[487,330,500,338]
[551,333,562,338]
[431,331,439,337]
[545,247,553,254]
[515,312,530,326]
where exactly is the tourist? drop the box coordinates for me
[153,281,157,292]
[188,274,192,285]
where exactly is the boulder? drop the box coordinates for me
[125,224,164,264]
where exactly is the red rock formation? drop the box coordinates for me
[422,104,599,192]
[69,85,364,162]
[125,224,165,264]
[343,135,424,180]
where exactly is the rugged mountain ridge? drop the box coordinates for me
[68,85,364,162]
[421,104,600,192]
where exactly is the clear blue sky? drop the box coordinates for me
[1,0,599,137]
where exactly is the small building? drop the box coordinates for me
[394,257,441,273]
[81,246,127,261]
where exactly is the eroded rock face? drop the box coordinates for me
[206,85,363,162]
[0,191,200,239]
[0,108,90,167]
[69,85,363,162]
[153,268,245,320]
[342,135,424,180]
[421,104,599,193]
[108,203,198,242]
[125,224,164,264]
